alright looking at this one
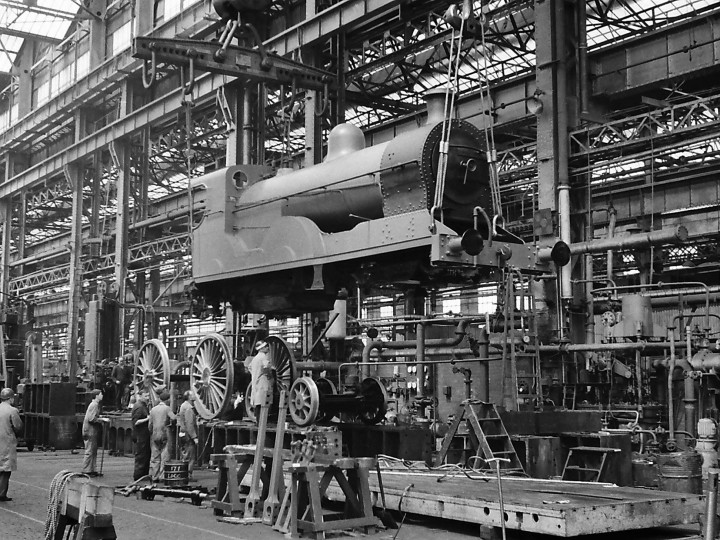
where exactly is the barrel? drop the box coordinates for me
[657,451,703,494]
[621,294,654,338]
[163,460,189,487]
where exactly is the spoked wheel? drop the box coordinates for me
[190,333,235,420]
[266,336,296,392]
[289,377,320,427]
[134,339,170,404]
[359,376,389,425]
[315,377,337,423]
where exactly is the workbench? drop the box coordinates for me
[325,471,703,537]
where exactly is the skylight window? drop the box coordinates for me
[0,0,78,74]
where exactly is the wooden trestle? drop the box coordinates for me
[326,471,703,537]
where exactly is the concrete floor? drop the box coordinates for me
[0,448,707,540]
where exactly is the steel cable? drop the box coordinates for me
[44,469,88,540]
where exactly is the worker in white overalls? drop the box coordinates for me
[245,340,274,420]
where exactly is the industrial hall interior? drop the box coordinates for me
[2,0,720,538]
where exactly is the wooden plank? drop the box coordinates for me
[323,471,703,537]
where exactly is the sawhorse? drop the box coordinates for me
[291,457,379,539]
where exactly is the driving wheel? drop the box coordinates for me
[359,376,389,424]
[134,339,170,404]
[190,333,235,420]
[265,335,296,392]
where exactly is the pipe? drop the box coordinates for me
[416,322,426,396]
[242,88,252,164]
[585,255,595,346]
[635,349,642,415]
[379,319,470,349]
[361,340,384,378]
[704,471,719,540]
[685,326,697,439]
[606,206,616,282]
[558,184,572,299]
[538,225,688,261]
[477,328,490,402]
[578,0,589,116]
[668,329,677,444]
[601,427,658,453]
[536,341,671,353]
[294,361,345,372]
[339,356,494,382]
[673,313,720,338]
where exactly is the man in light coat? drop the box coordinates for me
[82,389,104,477]
[177,391,198,478]
[244,340,275,419]
[148,389,175,482]
[0,388,22,501]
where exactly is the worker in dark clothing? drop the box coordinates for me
[131,391,151,480]
[177,391,198,479]
[112,357,132,410]
[121,355,134,408]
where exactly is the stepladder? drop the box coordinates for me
[435,399,524,474]
[562,446,620,482]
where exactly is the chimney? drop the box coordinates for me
[424,87,454,124]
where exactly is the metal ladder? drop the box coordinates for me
[435,400,525,474]
[501,271,542,411]
[561,446,620,482]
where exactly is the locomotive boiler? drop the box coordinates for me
[191,92,543,314]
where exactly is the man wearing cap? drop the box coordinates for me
[148,389,175,482]
[244,340,275,420]
[131,391,151,480]
[82,390,104,477]
[177,391,198,479]
[0,388,22,501]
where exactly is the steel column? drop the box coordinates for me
[112,141,129,357]
[65,163,83,381]
[534,0,571,300]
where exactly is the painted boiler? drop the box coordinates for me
[191,95,538,313]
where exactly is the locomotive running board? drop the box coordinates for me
[192,210,544,286]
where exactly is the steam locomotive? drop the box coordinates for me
[190,91,543,314]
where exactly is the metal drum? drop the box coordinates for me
[621,294,654,338]
[657,451,703,494]
[163,460,189,487]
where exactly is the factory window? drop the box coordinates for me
[164,0,182,18]
[76,52,90,80]
[51,65,73,94]
[442,296,461,315]
[164,0,201,18]
[36,81,50,107]
[0,110,8,132]
[111,21,132,56]
[379,305,394,319]
[477,286,498,314]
